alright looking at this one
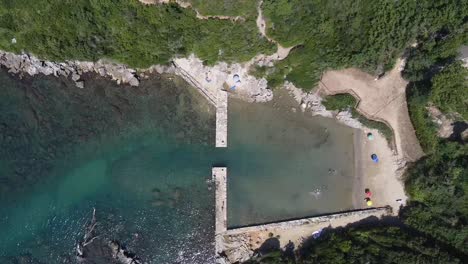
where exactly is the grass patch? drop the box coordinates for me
[322,94,356,111]
[350,109,394,144]
[323,94,394,144]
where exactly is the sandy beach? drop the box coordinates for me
[352,127,407,213]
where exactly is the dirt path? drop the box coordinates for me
[138,0,242,21]
[139,0,292,59]
[256,0,292,60]
[319,59,424,163]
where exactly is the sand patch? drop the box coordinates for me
[319,59,424,163]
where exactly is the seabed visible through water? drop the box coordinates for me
[0,69,357,263]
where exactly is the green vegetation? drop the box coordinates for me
[350,110,394,144]
[322,94,356,111]
[302,225,464,263]
[249,65,285,89]
[261,0,468,90]
[0,0,274,67]
[188,0,258,17]
[407,87,439,151]
[430,62,468,119]
[403,29,467,82]
[0,0,466,260]
[404,28,467,151]
[400,25,468,254]
[247,225,466,263]
[403,142,468,252]
[247,2,467,261]
[322,94,394,144]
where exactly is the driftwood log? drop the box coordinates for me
[76,208,141,264]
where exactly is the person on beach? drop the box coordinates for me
[365,188,372,198]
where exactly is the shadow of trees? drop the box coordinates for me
[244,213,467,263]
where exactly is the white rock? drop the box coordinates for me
[71,73,81,81]
[75,81,84,89]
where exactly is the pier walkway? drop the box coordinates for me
[172,60,228,148]
[213,167,227,234]
[216,91,228,147]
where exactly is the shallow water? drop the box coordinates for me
[0,69,356,263]
[226,92,356,227]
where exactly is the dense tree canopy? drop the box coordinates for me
[0,0,466,262]
[248,1,468,262]
[261,0,467,90]
[187,0,259,17]
[0,0,274,67]
[430,63,468,119]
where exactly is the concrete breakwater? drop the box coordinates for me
[225,207,391,235]
[217,207,391,263]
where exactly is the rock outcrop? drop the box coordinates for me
[0,51,140,88]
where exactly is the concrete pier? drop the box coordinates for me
[213,167,227,234]
[172,61,228,148]
[216,90,228,147]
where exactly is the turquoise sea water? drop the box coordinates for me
[0,69,356,263]
[0,70,216,263]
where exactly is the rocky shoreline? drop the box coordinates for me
[0,50,365,130]
[0,50,141,88]
[283,81,364,129]
[0,50,274,102]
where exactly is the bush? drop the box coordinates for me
[407,84,440,152]
[322,94,357,111]
[262,0,468,90]
[403,142,468,253]
[0,0,275,67]
[187,0,259,17]
[430,62,468,119]
[322,94,394,144]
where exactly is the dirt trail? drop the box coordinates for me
[139,0,292,59]
[319,59,424,163]
[138,0,242,21]
[256,0,292,59]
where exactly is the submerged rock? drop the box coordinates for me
[76,81,85,89]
